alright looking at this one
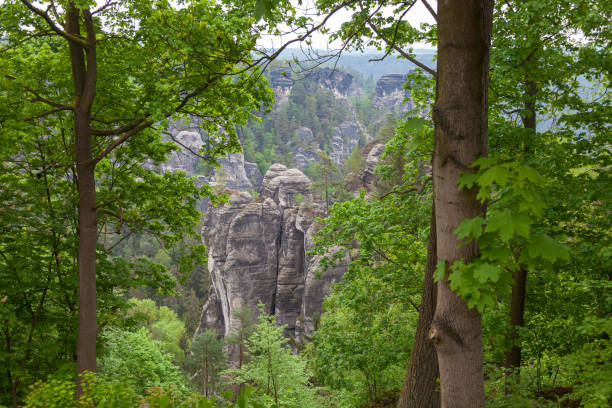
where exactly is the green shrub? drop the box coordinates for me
[98,328,187,396]
[24,372,140,408]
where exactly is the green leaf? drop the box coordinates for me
[458,172,479,190]
[527,234,571,263]
[517,164,544,184]
[485,210,514,241]
[455,216,485,242]
[478,165,512,187]
[513,212,531,239]
[253,0,266,20]
[433,260,447,282]
[473,263,502,283]
[471,156,497,169]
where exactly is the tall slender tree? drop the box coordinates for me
[428,1,493,407]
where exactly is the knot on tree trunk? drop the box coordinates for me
[430,316,465,349]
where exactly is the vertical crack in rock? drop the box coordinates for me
[195,165,347,353]
[271,208,282,317]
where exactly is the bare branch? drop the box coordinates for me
[366,21,437,77]
[367,2,416,62]
[92,0,116,15]
[378,177,431,199]
[517,28,563,67]
[49,0,62,23]
[0,30,54,53]
[421,0,437,22]
[94,196,120,210]
[35,162,70,178]
[162,130,208,160]
[12,80,73,110]
[249,0,356,69]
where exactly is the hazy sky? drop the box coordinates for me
[259,0,437,52]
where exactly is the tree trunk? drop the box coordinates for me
[505,267,526,369]
[65,2,98,389]
[75,107,98,378]
[505,77,537,371]
[429,1,493,407]
[397,208,440,408]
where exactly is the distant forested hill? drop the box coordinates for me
[275,48,436,80]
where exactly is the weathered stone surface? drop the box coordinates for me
[330,120,362,167]
[269,67,294,89]
[196,165,345,344]
[304,68,353,97]
[158,121,259,197]
[213,153,254,192]
[261,165,312,207]
[293,147,319,171]
[375,73,406,97]
[269,67,293,110]
[295,126,314,144]
[362,143,385,193]
[373,73,413,116]
[199,189,280,338]
[244,162,263,191]
[275,208,305,333]
[293,202,346,342]
[199,288,224,334]
[159,130,204,175]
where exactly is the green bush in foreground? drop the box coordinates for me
[23,372,269,408]
[24,372,139,408]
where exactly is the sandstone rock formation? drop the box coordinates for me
[159,120,261,199]
[361,143,386,193]
[373,73,413,116]
[330,120,363,167]
[304,67,353,98]
[269,68,293,111]
[213,153,258,192]
[244,162,263,191]
[159,130,205,175]
[196,164,347,344]
[375,73,406,97]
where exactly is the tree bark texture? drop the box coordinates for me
[505,267,526,369]
[397,208,440,408]
[429,1,493,407]
[65,2,98,385]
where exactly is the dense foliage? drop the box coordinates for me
[0,0,610,407]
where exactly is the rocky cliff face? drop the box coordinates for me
[161,68,417,348]
[160,120,262,195]
[304,67,353,98]
[196,164,347,343]
[373,73,413,116]
[330,120,363,167]
[159,129,205,175]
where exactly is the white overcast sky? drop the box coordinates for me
[259,0,437,51]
